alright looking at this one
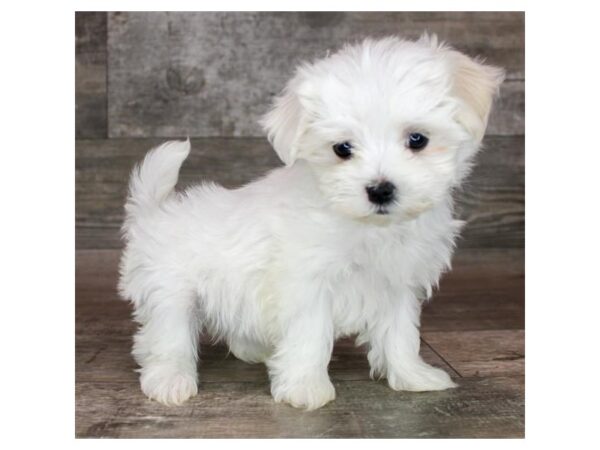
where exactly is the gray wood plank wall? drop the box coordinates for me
[76,12,107,138]
[77,11,524,139]
[75,11,524,250]
[106,12,524,138]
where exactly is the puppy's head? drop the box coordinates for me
[261,36,504,222]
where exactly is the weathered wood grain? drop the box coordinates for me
[430,270,525,333]
[76,376,523,438]
[455,136,524,247]
[75,136,523,249]
[422,330,525,377]
[76,12,107,138]
[106,11,524,138]
[487,80,525,135]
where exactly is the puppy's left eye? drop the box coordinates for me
[332,142,353,159]
[407,133,429,151]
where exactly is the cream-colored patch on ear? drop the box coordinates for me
[449,52,505,142]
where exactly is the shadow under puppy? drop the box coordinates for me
[119,35,503,410]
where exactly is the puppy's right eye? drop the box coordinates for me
[333,142,353,159]
[407,132,429,151]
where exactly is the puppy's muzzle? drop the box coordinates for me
[366,181,396,206]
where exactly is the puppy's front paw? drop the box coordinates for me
[387,361,457,392]
[140,364,198,406]
[271,374,336,410]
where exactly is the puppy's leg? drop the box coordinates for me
[132,287,200,405]
[368,292,457,392]
[266,284,335,410]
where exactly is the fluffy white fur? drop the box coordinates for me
[119,35,503,410]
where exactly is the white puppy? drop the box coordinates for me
[119,35,503,410]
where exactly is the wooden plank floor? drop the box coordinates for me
[75,248,524,438]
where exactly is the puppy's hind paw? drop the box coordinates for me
[387,362,458,392]
[140,365,198,406]
[271,375,336,410]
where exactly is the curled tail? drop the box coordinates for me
[124,139,191,217]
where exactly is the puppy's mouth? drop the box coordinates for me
[375,207,389,215]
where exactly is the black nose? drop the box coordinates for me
[366,181,396,205]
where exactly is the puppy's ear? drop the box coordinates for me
[260,74,310,166]
[447,50,505,142]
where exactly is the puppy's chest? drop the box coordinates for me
[330,230,441,304]
[341,248,404,294]
[329,236,402,294]
[327,256,398,336]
